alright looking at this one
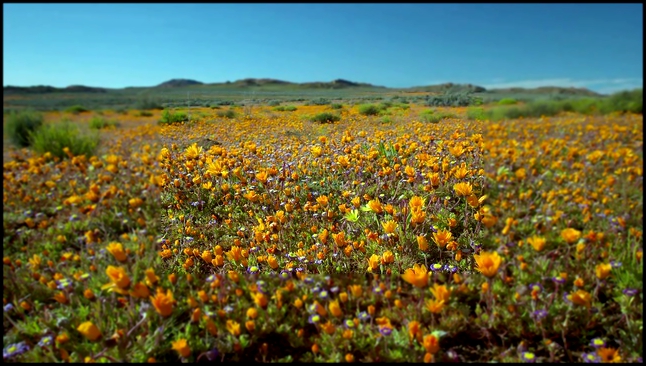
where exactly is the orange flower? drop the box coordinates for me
[381,250,395,265]
[408,320,422,343]
[328,299,343,317]
[105,265,130,289]
[561,228,581,244]
[432,229,452,248]
[595,263,612,280]
[130,282,150,299]
[429,283,451,303]
[422,334,440,354]
[252,292,268,309]
[425,298,445,314]
[409,195,425,210]
[596,347,621,363]
[568,289,591,308]
[401,264,428,288]
[453,182,473,197]
[417,235,429,251]
[77,321,102,341]
[367,198,383,214]
[473,251,502,278]
[171,338,191,358]
[150,288,174,317]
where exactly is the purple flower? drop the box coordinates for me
[205,347,220,361]
[4,303,14,312]
[610,260,622,268]
[528,283,543,292]
[429,263,443,272]
[531,309,548,321]
[319,291,329,300]
[3,341,29,359]
[622,288,638,297]
[358,311,370,321]
[308,314,321,324]
[344,319,355,328]
[379,326,392,336]
[590,338,605,348]
[443,264,458,273]
[278,270,291,280]
[247,266,260,275]
[552,276,566,284]
[37,336,53,348]
[582,352,601,363]
[521,352,536,363]
[206,274,217,283]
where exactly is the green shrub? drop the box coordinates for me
[419,109,456,123]
[358,104,382,116]
[216,109,237,119]
[309,98,330,106]
[330,103,344,109]
[268,100,281,107]
[135,96,163,110]
[65,105,89,114]
[30,121,99,159]
[310,112,341,124]
[89,116,119,129]
[138,110,154,117]
[4,110,44,147]
[426,93,481,107]
[273,105,297,112]
[466,107,488,121]
[601,89,643,114]
[380,115,393,124]
[498,98,518,105]
[159,109,189,125]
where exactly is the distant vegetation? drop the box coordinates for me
[159,109,189,125]
[30,120,99,160]
[4,109,44,147]
[310,112,341,124]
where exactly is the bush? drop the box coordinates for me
[216,109,237,119]
[466,107,489,121]
[498,98,518,105]
[135,96,163,110]
[273,106,297,112]
[65,105,89,114]
[601,89,643,114]
[426,93,481,107]
[4,110,44,147]
[310,112,340,124]
[309,98,330,106]
[159,109,189,125]
[358,104,383,116]
[89,116,119,129]
[268,100,281,107]
[330,103,344,109]
[138,110,153,117]
[419,109,456,123]
[30,121,99,159]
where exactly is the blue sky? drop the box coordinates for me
[3,4,643,94]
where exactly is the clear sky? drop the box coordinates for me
[3,3,643,93]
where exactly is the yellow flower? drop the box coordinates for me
[425,298,445,314]
[77,321,102,341]
[473,251,503,278]
[453,182,473,197]
[367,254,380,272]
[432,229,452,248]
[105,265,131,289]
[595,263,612,280]
[106,242,127,262]
[150,288,174,317]
[527,236,546,252]
[568,289,591,308]
[561,228,581,244]
[246,307,258,319]
[145,268,159,287]
[401,264,428,288]
[171,338,191,358]
[408,320,422,343]
[328,299,343,317]
[252,292,268,309]
[226,320,241,336]
[382,220,398,234]
[245,320,256,332]
[184,143,203,160]
[429,283,451,303]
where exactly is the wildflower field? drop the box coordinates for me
[3,103,643,362]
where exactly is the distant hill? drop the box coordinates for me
[2,78,607,97]
[155,79,204,88]
[487,86,601,97]
[3,85,107,94]
[404,82,486,94]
